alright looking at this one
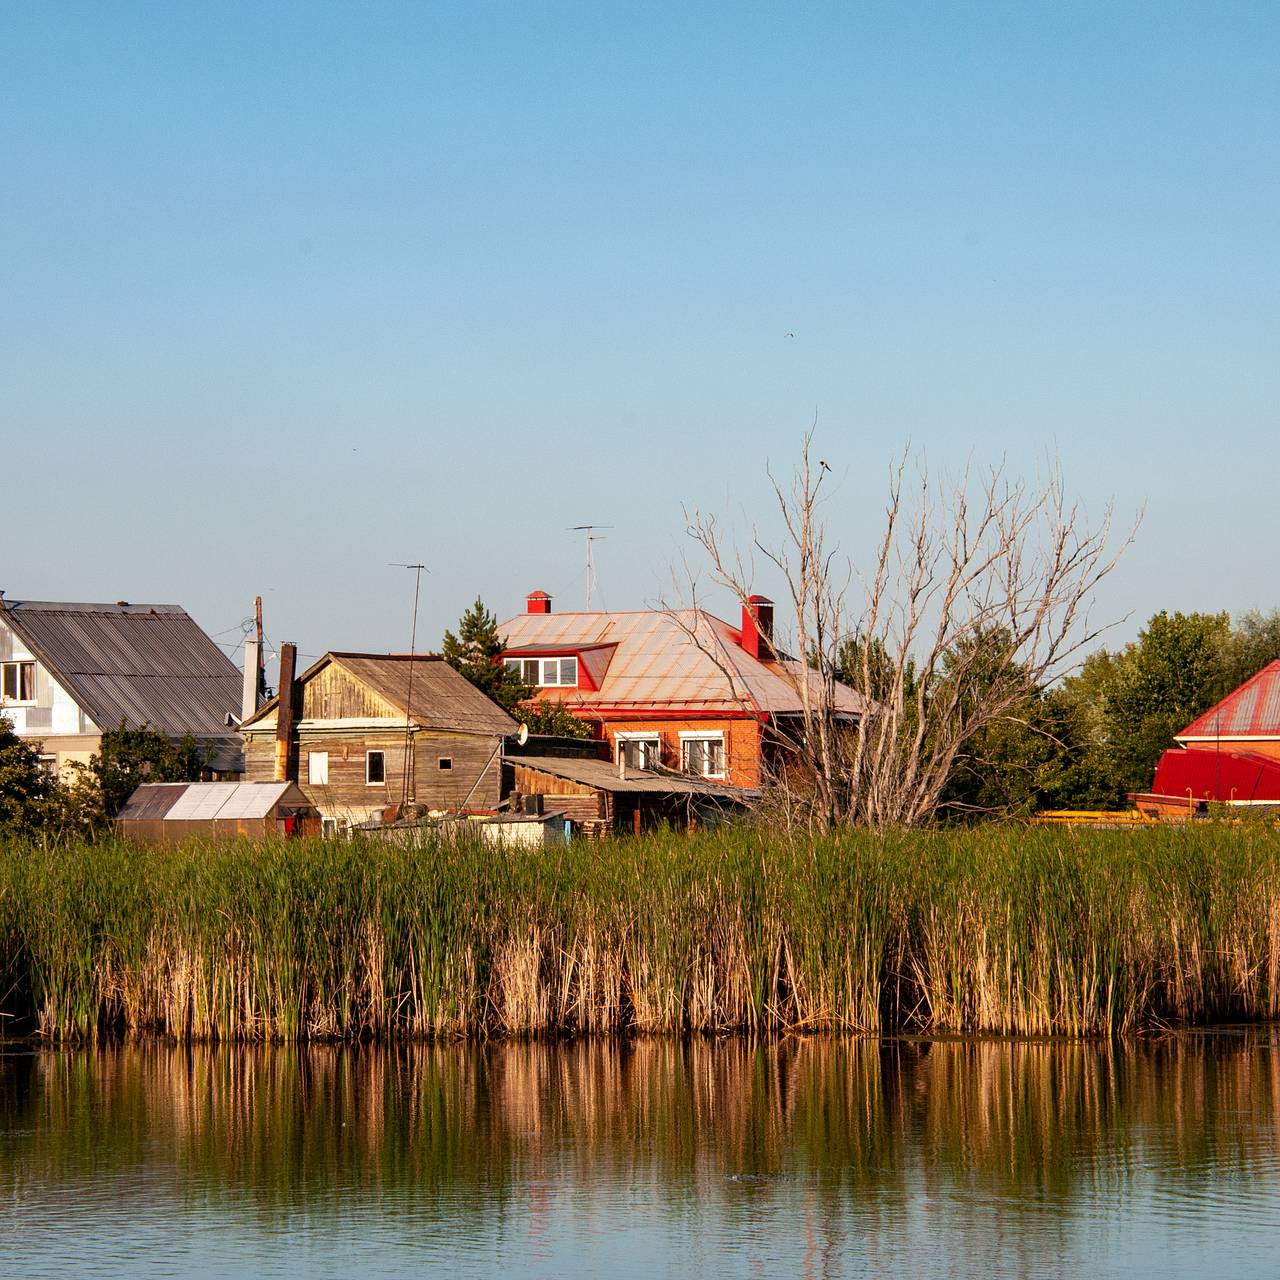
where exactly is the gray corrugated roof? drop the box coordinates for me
[1,599,244,759]
[513,754,755,798]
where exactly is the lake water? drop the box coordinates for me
[2,1032,1280,1277]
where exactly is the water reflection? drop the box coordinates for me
[3,1033,1280,1277]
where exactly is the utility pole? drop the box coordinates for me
[390,562,428,808]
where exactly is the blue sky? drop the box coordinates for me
[2,3,1276,677]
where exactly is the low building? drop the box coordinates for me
[0,597,244,776]
[1135,661,1280,815]
[509,754,755,837]
[116,781,320,844]
[239,650,516,830]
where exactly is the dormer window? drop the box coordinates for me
[505,656,578,688]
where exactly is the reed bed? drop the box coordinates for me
[1,824,1278,1042]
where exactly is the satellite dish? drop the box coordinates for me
[516,723,530,746]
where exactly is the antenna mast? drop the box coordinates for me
[390,562,428,807]
[569,524,613,609]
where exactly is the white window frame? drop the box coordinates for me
[1,660,35,704]
[307,751,329,785]
[365,750,385,786]
[679,731,726,779]
[321,817,339,837]
[504,655,578,688]
[615,733,662,770]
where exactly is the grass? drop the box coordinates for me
[1,823,1279,1042]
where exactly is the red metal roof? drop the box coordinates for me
[1177,660,1280,740]
[497,607,869,718]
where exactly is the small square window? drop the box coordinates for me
[438,757,453,770]
[366,751,385,785]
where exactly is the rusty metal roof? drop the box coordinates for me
[1178,661,1280,740]
[497,608,870,718]
[0,599,244,765]
[513,754,756,798]
[241,653,517,737]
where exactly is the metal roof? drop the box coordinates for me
[0,600,244,762]
[512,754,756,798]
[1177,661,1280,740]
[497,608,870,718]
[118,781,308,821]
[241,653,517,737]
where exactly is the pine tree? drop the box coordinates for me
[441,598,532,713]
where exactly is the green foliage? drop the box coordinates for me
[4,825,1280,1041]
[67,723,208,826]
[0,715,54,836]
[441,597,532,714]
[519,699,595,739]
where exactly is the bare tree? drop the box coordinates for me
[685,433,1134,828]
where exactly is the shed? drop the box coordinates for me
[117,781,320,845]
[509,754,755,836]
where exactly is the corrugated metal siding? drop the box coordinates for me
[165,782,295,820]
[3,601,242,737]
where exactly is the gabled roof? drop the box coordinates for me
[0,599,243,764]
[241,653,517,737]
[497,608,870,718]
[1177,661,1280,740]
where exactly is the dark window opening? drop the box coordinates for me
[438,757,453,770]
[366,751,386,785]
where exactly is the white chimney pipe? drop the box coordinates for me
[242,638,260,721]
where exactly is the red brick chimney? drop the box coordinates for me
[740,596,775,660]
[527,590,552,615]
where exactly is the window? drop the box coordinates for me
[366,750,385,785]
[307,751,329,785]
[1,661,35,703]
[438,757,453,770]
[504,656,578,687]
[680,733,725,778]
[617,735,661,770]
[321,817,339,837]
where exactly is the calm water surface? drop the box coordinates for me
[2,1032,1280,1277]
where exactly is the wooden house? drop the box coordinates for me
[239,650,516,831]
[497,591,869,791]
[0,596,244,776]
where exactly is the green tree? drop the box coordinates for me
[0,715,54,836]
[71,723,208,824]
[1220,608,1280,694]
[1101,611,1232,794]
[442,598,594,739]
[441,597,532,714]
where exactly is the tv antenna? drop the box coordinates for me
[569,525,613,609]
[389,562,429,806]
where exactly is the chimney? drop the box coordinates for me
[741,596,775,661]
[527,589,552,615]
[274,642,298,782]
[242,638,261,721]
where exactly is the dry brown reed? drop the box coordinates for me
[2,823,1279,1043]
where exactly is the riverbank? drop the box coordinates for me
[1,826,1277,1041]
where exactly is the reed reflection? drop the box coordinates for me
[4,1032,1280,1214]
